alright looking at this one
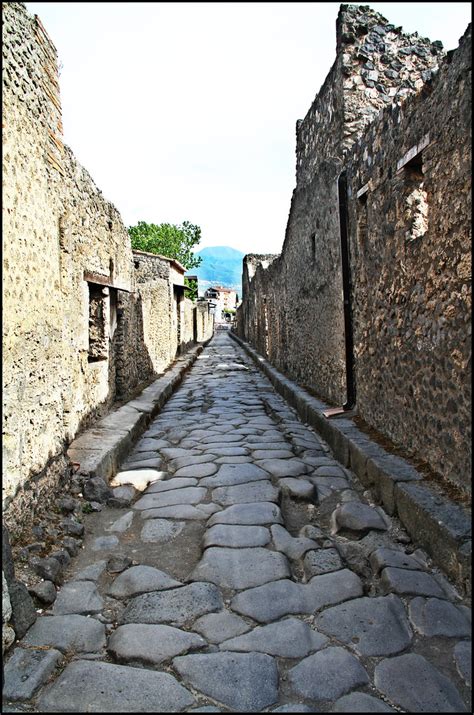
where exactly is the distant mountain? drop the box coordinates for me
[187,246,245,295]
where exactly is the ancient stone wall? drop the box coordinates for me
[2,2,213,532]
[346,24,472,494]
[236,4,471,495]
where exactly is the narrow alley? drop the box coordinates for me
[3,331,471,712]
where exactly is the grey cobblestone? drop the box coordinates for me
[6,332,470,713]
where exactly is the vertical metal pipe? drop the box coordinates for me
[338,171,356,410]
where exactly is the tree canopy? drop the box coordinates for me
[128,220,202,271]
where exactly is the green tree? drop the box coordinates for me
[128,220,202,270]
[184,276,198,302]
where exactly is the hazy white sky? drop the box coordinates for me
[26,2,471,255]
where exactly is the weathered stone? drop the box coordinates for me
[3,646,62,701]
[212,481,279,506]
[8,580,37,639]
[82,477,113,503]
[200,463,269,487]
[208,502,284,526]
[108,623,206,665]
[453,641,471,687]
[30,557,62,584]
[303,548,343,577]
[271,524,318,560]
[91,535,119,551]
[272,706,316,713]
[370,547,425,574]
[57,496,79,513]
[408,597,471,637]
[174,463,219,478]
[111,486,136,505]
[22,614,106,653]
[374,653,466,712]
[72,560,107,581]
[173,652,279,711]
[50,549,71,568]
[203,524,270,548]
[190,547,290,590]
[333,692,396,712]
[256,459,310,477]
[52,580,103,615]
[121,582,223,626]
[29,580,57,605]
[316,595,412,656]
[279,477,315,500]
[134,486,206,510]
[109,565,182,599]
[140,519,185,543]
[231,569,363,622]
[60,537,81,556]
[106,511,134,533]
[60,517,85,537]
[220,617,327,657]
[145,477,198,493]
[380,567,449,598]
[38,660,195,712]
[106,555,133,573]
[193,611,250,644]
[252,449,294,459]
[331,502,390,534]
[288,646,369,701]
[140,504,208,520]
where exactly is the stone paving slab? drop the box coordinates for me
[374,653,467,712]
[380,566,451,598]
[140,519,185,543]
[208,502,284,526]
[192,611,251,644]
[173,652,279,711]
[140,504,209,520]
[315,594,413,656]
[134,486,207,510]
[21,614,106,653]
[145,477,198,493]
[3,647,63,701]
[38,660,196,712]
[108,623,206,665]
[408,597,471,637]
[190,547,291,590]
[203,524,271,548]
[52,580,104,615]
[332,692,396,712]
[120,582,223,626]
[200,463,269,487]
[212,481,280,506]
[288,646,369,701]
[108,565,182,599]
[220,617,328,657]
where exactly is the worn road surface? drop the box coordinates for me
[4,331,471,712]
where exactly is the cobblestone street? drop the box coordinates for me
[3,331,471,712]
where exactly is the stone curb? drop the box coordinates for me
[230,331,471,597]
[67,343,207,482]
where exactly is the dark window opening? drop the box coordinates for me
[310,233,316,263]
[403,153,428,242]
[88,283,108,362]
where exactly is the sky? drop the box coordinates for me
[25,2,471,255]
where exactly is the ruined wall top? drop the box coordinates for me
[296,3,445,187]
[243,254,280,282]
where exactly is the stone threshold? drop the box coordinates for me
[67,343,207,483]
[230,331,471,598]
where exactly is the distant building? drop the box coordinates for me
[204,286,238,320]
